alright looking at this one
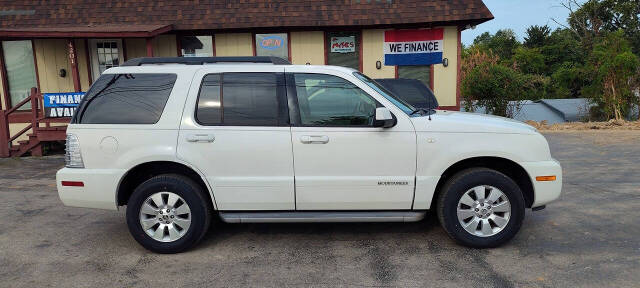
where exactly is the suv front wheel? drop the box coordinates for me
[126,174,212,253]
[436,168,525,248]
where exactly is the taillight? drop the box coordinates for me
[65,133,84,168]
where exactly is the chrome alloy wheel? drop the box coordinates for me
[139,192,192,242]
[456,185,511,237]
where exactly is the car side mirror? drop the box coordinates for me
[374,107,396,128]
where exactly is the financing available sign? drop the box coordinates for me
[383,28,444,66]
[44,92,85,118]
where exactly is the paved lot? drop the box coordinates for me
[1,131,639,287]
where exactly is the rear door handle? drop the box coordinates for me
[300,135,329,144]
[186,133,215,143]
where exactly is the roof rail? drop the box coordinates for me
[122,56,291,66]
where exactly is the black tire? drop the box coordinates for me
[126,174,212,254]
[436,168,525,248]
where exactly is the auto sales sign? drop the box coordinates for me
[44,92,85,118]
[383,29,444,66]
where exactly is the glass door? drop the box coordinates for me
[89,39,124,80]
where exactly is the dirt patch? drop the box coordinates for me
[525,119,640,131]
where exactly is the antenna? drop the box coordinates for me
[426,76,434,121]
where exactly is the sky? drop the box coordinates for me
[461,0,575,45]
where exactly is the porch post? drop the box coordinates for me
[67,39,81,92]
[29,87,42,157]
[0,44,10,157]
[0,113,8,157]
[146,37,154,57]
[0,43,11,111]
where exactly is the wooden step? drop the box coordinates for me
[10,136,45,157]
[37,129,67,142]
[38,126,67,131]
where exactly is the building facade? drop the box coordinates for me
[0,0,492,156]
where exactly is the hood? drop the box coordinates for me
[410,110,538,134]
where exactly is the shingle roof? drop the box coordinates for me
[0,0,493,32]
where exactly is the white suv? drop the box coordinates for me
[56,57,562,253]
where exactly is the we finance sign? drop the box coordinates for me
[383,29,444,66]
[44,92,85,118]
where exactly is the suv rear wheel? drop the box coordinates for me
[126,174,212,253]
[436,168,525,248]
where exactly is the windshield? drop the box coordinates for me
[353,72,415,115]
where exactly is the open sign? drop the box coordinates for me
[259,35,284,50]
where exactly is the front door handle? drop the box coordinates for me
[300,135,329,144]
[186,134,215,143]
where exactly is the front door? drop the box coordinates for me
[287,70,417,210]
[88,39,125,80]
[177,67,294,210]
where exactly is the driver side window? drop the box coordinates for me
[294,73,378,126]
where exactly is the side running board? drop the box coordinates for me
[219,211,426,223]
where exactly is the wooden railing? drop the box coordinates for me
[0,87,43,157]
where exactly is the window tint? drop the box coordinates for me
[195,74,221,124]
[196,73,283,126]
[294,73,378,126]
[77,73,177,124]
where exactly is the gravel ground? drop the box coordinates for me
[0,131,639,288]
[526,119,640,131]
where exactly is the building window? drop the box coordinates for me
[326,31,360,71]
[255,33,289,60]
[181,36,214,57]
[397,65,431,88]
[1,40,38,109]
[88,39,124,80]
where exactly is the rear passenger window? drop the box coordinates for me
[77,73,177,124]
[196,73,285,126]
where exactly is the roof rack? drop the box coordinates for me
[122,56,291,66]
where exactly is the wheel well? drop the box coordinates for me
[433,157,534,208]
[117,161,213,207]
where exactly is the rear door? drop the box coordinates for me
[177,66,295,210]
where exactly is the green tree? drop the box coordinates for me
[563,0,640,53]
[583,30,640,120]
[524,25,551,48]
[472,29,521,61]
[512,47,546,74]
[542,29,585,73]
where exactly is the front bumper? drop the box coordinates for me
[56,167,126,210]
[520,159,563,208]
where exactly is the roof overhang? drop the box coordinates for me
[0,24,172,38]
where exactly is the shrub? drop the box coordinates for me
[462,63,540,118]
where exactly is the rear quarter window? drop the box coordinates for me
[75,73,177,124]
